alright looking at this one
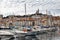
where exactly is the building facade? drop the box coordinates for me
[0,10,60,28]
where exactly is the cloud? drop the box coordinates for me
[0,0,60,17]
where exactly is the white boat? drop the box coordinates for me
[0,30,14,36]
[0,27,27,40]
[0,28,14,40]
[32,26,57,33]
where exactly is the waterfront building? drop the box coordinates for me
[0,10,60,28]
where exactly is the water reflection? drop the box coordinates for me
[0,31,60,40]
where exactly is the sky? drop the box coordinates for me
[0,0,60,17]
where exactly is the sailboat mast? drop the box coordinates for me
[46,9,48,26]
[25,3,27,26]
[25,3,26,15]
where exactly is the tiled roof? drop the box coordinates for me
[20,18,35,21]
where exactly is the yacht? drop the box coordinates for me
[0,28,14,40]
[31,25,57,34]
[0,27,27,40]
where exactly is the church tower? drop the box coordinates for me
[36,9,39,14]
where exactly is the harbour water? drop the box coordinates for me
[0,31,60,40]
